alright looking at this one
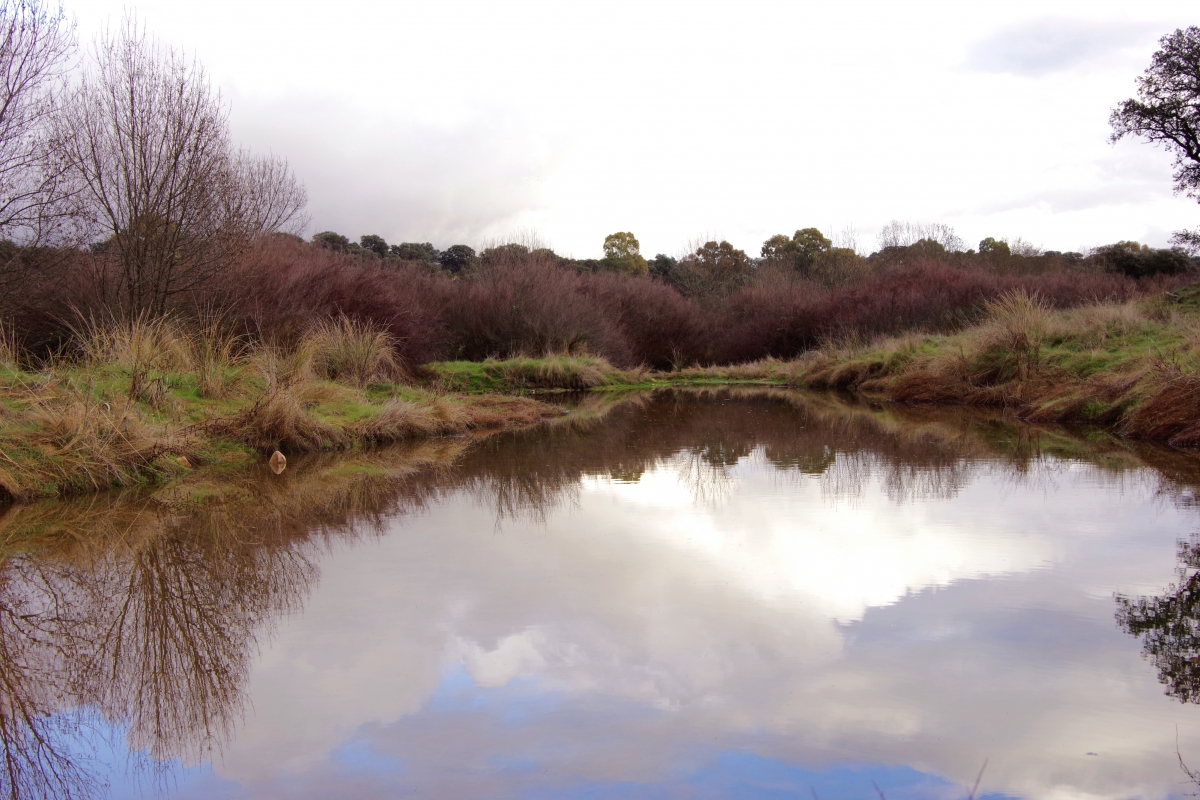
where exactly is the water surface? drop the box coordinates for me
[4,389,1200,799]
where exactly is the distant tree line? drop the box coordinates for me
[307,222,1199,304]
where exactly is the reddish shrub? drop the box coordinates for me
[579,272,705,368]
[3,242,1192,368]
[440,251,624,361]
[708,262,1187,363]
[214,235,450,365]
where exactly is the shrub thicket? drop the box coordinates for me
[3,233,1189,370]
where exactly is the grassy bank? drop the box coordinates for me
[759,287,1200,447]
[8,284,1200,503]
[0,318,560,502]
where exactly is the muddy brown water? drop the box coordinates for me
[2,388,1200,799]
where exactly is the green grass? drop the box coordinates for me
[0,361,562,503]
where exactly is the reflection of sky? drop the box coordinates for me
[108,451,1200,799]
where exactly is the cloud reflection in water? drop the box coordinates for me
[1,389,1199,799]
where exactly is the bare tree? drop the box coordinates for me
[226,148,307,236]
[0,1,79,318]
[54,20,306,316]
[876,220,965,252]
[0,0,75,244]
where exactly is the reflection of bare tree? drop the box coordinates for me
[0,438,469,799]
[0,557,100,800]
[73,527,317,761]
[674,450,733,507]
[1118,535,1200,704]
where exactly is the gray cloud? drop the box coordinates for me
[967,18,1159,77]
[228,93,565,248]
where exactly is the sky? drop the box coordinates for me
[69,0,1200,258]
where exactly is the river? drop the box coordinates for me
[1,388,1198,799]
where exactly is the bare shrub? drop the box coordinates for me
[218,235,447,366]
[580,272,705,368]
[445,253,620,360]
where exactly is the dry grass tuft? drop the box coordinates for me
[1,393,196,500]
[357,400,456,443]
[305,317,402,387]
[1123,369,1200,446]
[247,342,317,391]
[969,290,1052,382]
[211,388,347,454]
[0,320,17,370]
[1048,301,1149,347]
[190,316,246,399]
[496,356,615,390]
[76,314,193,373]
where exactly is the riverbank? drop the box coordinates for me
[5,287,1200,502]
[0,318,562,501]
[726,288,1200,448]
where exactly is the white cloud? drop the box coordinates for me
[64,0,1200,257]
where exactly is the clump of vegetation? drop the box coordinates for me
[423,355,641,393]
[305,317,402,387]
[0,315,563,502]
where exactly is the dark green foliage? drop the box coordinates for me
[1117,536,1200,703]
[760,227,831,274]
[360,234,388,258]
[649,254,677,281]
[1110,26,1200,201]
[312,231,350,252]
[1110,27,1200,251]
[979,237,1010,256]
[571,258,603,273]
[869,238,950,267]
[601,232,649,275]
[439,245,476,274]
[480,243,530,265]
[1092,241,1194,277]
[390,242,439,263]
[670,241,752,298]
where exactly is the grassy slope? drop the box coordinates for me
[776,286,1200,447]
[0,363,560,502]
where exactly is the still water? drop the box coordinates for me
[4,389,1200,799]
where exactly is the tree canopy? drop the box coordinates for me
[761,228,831,274]
[1110,26,1200,250]
[601,231,648,275]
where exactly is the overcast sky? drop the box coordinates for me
[72,0,1200,258]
